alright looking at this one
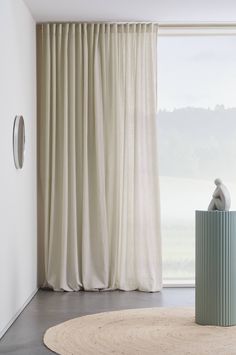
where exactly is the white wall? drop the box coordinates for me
[0,0,37,338]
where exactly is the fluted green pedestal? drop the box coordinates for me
[195,210,236,326]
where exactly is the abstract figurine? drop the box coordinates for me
[208,178,231,211]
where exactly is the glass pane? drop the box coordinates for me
[158,35,236,283]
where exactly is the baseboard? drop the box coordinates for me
[163,283,195,288]
[0,288,38,340]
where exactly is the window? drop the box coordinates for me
[158,34,236,284]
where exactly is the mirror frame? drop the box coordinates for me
[13,115,25,169]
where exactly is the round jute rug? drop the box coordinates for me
[44,307,236,354]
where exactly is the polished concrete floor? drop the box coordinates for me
[0,288,194,355]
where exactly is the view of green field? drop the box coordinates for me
[160,176,236,282]
[158,108,236,283]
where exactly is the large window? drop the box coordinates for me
[158,35,236,284]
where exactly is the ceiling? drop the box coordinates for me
[23,0,236,23]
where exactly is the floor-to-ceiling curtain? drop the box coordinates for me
[37,23,162,292]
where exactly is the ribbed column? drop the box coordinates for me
[195,211,236,326]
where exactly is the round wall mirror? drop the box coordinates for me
[13,115,25,169]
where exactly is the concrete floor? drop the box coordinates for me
[0,288,194,355]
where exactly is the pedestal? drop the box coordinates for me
[195,210,236,326]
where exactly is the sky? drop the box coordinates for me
[158,35,236,111]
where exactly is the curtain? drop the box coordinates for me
[37,23,162,292]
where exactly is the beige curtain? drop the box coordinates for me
[37,23,162,292]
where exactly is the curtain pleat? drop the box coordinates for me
[37,23,162,292]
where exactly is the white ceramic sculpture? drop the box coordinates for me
[208,178,231,211]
